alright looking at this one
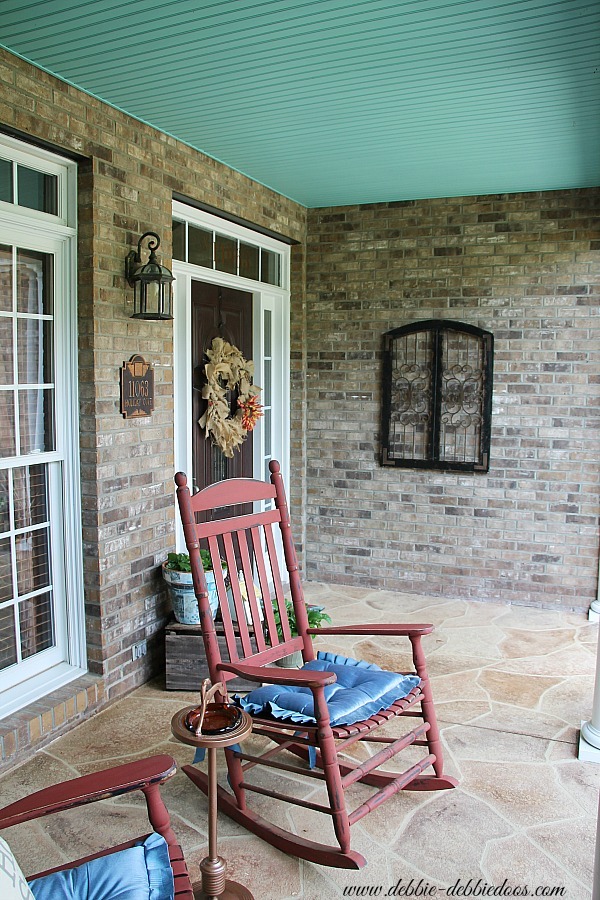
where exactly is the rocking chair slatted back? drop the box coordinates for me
[174,461,457,870]
[174,467,310,683]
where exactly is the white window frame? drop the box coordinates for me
[0,135,85,719]
[172,201,290,544]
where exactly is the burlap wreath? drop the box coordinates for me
[199,337,263,458]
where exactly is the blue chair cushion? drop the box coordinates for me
[29,832,174,900]
[238,651,420,727]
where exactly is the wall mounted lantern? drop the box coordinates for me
[125,231,174,320]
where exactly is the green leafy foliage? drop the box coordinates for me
[271,598,332,641]
[165,550,226,572]
[166,552,192,572]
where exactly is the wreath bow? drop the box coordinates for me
[199,337,263,458]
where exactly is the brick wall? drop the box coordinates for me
[302,192,600,611]
[0,48,307,705]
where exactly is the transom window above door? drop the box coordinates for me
[172,218,282,287]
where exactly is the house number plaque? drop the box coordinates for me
[120,354,155,418]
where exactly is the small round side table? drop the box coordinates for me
[172,696,254,900]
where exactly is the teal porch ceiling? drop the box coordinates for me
[1,0,598,208]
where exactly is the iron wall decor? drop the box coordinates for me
[120,354,155,418]
[381,319,493,472]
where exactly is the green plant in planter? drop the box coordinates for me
[165,551,226,572]
[271,598,332,641]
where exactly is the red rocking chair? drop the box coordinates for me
[175,461,456,870]
[0,755,194,899]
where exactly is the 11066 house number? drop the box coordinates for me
[120,354,155,418]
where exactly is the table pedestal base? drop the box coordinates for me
[193,854,254,899]
[194,880,254,900]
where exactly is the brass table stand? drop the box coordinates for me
[172,681,254,900]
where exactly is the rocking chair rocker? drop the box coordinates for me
[175,461,456,870]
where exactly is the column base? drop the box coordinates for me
[578,721,600,763]
[588,600,600,622]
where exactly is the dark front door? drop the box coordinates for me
[192,281,254,492]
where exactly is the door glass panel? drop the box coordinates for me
[17,250,53,315]
[263,359,272,406]
[0,160,13,204]
[17,166,58,216]
[239,243,259,280]
[263,408,272,456]
[0,244,12,311]
[215,234,237,275]
[17,319,53,384]
[188,225,212,267]
[0,319,13,383]
[0,606,17,670]
[19,388,55,454]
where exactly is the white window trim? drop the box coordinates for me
[171,201,291,546]
[0,137,85,719]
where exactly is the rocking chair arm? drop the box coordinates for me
[306,624,434,637]
[0,754,177,829]
[217,661,337,688]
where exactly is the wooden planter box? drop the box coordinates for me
[165,617,254,692]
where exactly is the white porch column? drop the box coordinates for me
[579,612,600,762]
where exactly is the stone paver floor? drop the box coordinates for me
[1,583,598,899]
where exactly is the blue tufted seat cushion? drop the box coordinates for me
[238,651,420,727]
[29,832,174,900]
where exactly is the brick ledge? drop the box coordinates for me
[0,674,105,774]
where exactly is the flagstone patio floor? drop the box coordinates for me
[1,583,598,899]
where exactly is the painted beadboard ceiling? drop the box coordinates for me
[1,0,599,208]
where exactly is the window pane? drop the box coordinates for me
[261,249,280,286]
[440,331,485,464]
[13,465,48,531]
[263,359,272,406]
[19,388,55,454]
[17,528,51,596]
[20,590,54,659]
[239,242,259,280]
[0,395,16,457]
[17,319,53,384]
[0,160,12,204]
[188,226,212,267]
[0,605,17,670]
[17,250,53,315]
[172,219,185,260]
[0,244,12,312]
[0,470,8,534]
[0,319,13,384]
[0,537,12,602]
[388,330,433,462]
[264,309,272,352]
[17,166,58,216]
[263,407,271,456]
[215,234,237,275]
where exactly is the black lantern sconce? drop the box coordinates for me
[125,231,174,320]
